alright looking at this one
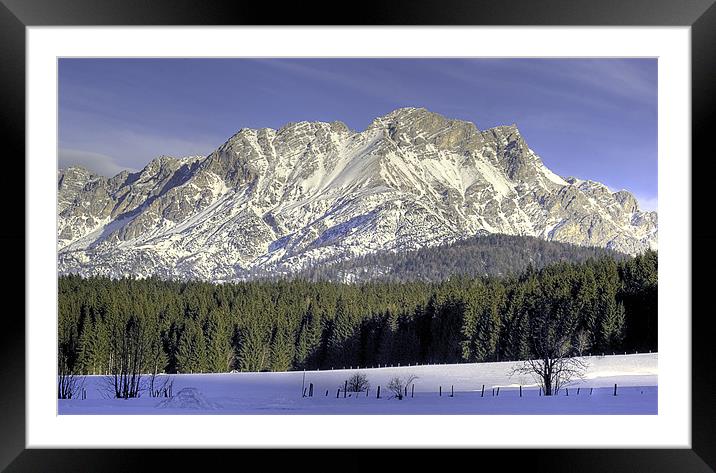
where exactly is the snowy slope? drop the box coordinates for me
[57,108,658,281]
[59,353,657,415]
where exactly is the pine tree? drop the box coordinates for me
[295,303,321,369]
[237,321,271,372]
[600,300,626,350]
[176,319,207,373]
[205,309,232,372]
[325,296,355,367]
[270,322,295,372]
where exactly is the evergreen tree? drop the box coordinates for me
[295,303,321,369]
[270,322,295,372]
[176,319,207,373]
[237,321,271,372]
[205,309,232,372]
[325,296,355,368]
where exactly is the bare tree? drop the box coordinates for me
[58,353,84,400]
[148,373,175,398]
[511,334,587,396]
[346,372,370,393]
[106,315,151,399]
[387,374,418,400]
[509,300,589,396]
[574,329,591,357]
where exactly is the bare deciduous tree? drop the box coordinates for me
[510,334,587,396]
[346,372,370,393]
[58,353,84,399]
[149,373,175,398]
[574,329,592,357]
[387,374,418,400]
[105,315,152,399]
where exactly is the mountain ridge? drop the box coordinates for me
[57,107,657,282]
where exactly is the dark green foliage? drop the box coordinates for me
[205,309,232,373]
[58,251,657,375]
[619,251,658,351]
[176,319,207,374]
[293,234,627,283]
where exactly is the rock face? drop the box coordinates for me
[57,107,657,281]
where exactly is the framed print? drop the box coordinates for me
[3,0,715,471]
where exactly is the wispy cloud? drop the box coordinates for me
[59,148,134,177]
[635,194,658,212]
[255,59,436,110]
[60,111,221,171]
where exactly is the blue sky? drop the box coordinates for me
[59,58,657,210]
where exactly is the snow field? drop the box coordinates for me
[58,353,657,415]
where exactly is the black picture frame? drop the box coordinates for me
[2,0,714,471]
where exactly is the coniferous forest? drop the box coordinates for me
[58,251,657,375]
[294,234,627,283]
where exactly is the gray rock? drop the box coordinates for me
[57,107,657,281]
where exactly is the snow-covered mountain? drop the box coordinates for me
[57,107,657,281]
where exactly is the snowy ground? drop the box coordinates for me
[58,353,657,415]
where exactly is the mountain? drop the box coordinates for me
[57,107,657,282]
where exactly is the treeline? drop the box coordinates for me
[292,234,627,283]
[58,251,657,375]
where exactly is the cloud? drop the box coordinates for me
[635,194,658,212]
[60,112,220,172]
[58,148,135,177]
[565,59,657,107]
[255,59,427,107]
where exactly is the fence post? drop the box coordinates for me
[439,386,442,397]
[377,386,381,399]
[492,388,495,397]
[566,388,569,396]
[481,384,485,397]
[577,387,580,396]
[496,387,500,397]
[344,380,348,398]
[366,388,369,397]
[303,387,307,397]
[519,385,522,397]
[411,384,414,398]
[337,389,340,398]
[451,385,454,397]
[590,387,593,396]
[326,390,329,397]
[309,383,314,397]
[613,384,618,396]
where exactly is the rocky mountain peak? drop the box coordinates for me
[57,107,657,282]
